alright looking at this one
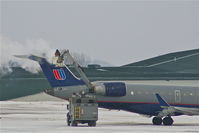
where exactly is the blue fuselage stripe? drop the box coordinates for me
[97,101,199,116]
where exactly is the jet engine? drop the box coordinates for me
[94,82,126,97]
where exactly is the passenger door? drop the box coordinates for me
[174,90,181,103]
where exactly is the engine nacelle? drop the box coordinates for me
[94,82,126,97]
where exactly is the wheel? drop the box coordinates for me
[71,121,78,126]
[67,119,70,126]
[163,117,173,126]
[67,113,71,126]
[88,121,96,127]
[152,117,162,125]
[88,121,93,127]
[92,121,96,127]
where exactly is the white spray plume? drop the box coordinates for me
[0,35,55,74]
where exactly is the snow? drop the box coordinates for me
[0,101,199,133]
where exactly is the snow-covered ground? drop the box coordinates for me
[0,101,199,133]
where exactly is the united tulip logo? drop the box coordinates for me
[53,68,66,80]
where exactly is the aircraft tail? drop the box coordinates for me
[15,55,85,88]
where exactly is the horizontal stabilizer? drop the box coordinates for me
[14,55,47,64]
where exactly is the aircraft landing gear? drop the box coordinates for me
[152,117,162,125]
[163,116,173,126]
[152,116,174,126]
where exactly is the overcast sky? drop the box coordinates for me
[1,0,199,66]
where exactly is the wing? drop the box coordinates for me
[155,93,199,117]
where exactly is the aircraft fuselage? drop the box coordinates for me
[46,80,199,116]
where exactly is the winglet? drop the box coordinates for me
[155,93,170,107]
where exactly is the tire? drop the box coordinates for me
[67,113,71,126]
[71,121,78,126]
[88,121,96,127]
[163,117,173,126]
[152,117,162,125]
[67,119,71,126]
[92,121,96,127]
[88,121,92,127]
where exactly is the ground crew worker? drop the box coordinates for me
[52,49,64,67]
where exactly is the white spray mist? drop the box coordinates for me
[0,35,55,74]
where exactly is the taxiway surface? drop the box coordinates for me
[0,101,199,133]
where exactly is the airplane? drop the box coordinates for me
[1,49,199,101]
[16,50,199,126]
